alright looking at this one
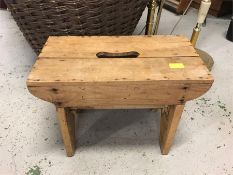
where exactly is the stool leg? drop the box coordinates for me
[159,105,184,155]
[56,107,76,157]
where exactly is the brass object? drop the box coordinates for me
[195,48,214,71]
[190,24,201,46]
[145,0,166,35]
[146,0,157,35]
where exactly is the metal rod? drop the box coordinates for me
[190,24,201,46]
[145,0,157,35]
[153,0,166,35]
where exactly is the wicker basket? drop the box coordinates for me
[5,0,148,54]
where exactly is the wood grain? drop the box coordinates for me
[27,57,212,84]
[56,108,76,157]
[39,35,198,59]
[28,82,211,108]
[160,105,184,155]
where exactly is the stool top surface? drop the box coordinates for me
[27,36,213,86]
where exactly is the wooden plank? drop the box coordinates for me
[160,105,184,155]
[28,82,211,108]
[165,0,192,14]
[56,108,76,157]
[168,0,179,6]
[39,36,198,58]
[27,57,212,85]
[177,0,191,14]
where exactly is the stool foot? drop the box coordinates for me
[57,107,76,157]
[159,105,184,155]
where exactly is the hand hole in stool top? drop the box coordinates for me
[96,51,139,58]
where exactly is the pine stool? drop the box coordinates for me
[27,36,213,157]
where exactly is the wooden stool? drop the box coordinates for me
[27,36,213,157]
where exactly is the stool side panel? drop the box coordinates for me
[27,82,212,108]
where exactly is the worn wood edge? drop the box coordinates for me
[26,79,214,87]
[67,105,164,109]
[37,56,200,60]
[45,35,191,42]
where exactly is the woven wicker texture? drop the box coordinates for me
[6,0,148,54]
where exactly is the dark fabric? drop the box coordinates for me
[0,0,7,9]
[5,0,149,54]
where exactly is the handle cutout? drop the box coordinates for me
[96,51,139,58]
